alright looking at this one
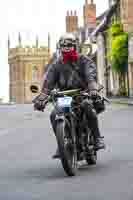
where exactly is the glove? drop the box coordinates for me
[32,93,48,112]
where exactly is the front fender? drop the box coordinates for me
[55,114,65,122]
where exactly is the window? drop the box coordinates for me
[32,65,38,81]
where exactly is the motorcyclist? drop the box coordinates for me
[33,33,105,158]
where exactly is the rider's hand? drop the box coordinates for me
[32,93,48,112]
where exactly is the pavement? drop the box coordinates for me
[109,97,133,106]
[1,96,133,107]
[0,104,133,199]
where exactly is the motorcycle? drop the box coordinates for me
[30,85,109,176]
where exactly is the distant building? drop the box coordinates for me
[65,0,96,43]
[122,0,133,97]
[66,10,78,33]
[8,33,51,104]
[83,0,96,28]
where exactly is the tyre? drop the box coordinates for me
[56,119,77,176]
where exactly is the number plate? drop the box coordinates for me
[57,97,72,107]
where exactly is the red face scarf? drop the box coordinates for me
[62,48,78,64]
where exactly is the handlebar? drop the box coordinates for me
[48,88,110,103]
[52,88,81,97]
[103,96,110,103]
[50,84,104,97]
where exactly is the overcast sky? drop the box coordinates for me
[0,0,108,101]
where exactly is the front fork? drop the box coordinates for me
[55,114,65,122]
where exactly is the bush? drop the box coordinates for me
[108,22,128,96]
[109,22,128,73]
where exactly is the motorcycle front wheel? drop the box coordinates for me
[56,119,77,176]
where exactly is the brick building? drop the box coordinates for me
[65,0,96,43]
[83,0,96,28]
[66,10,78,33]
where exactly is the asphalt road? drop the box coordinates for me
[0,104,133,200]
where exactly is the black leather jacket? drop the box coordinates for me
[41,55,98,94]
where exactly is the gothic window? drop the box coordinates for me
[32,65,38,81]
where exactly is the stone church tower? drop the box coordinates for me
[66,10,78,33]
[83,0,96,28]
[8,33,50,104]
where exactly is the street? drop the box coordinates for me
[0,104,133,200]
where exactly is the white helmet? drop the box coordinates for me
[58,33,77,49]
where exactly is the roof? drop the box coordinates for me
[96,11,108,22]
[91,2,118,37]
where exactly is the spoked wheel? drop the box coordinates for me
[56,119,77,176]
[85,130,97,165]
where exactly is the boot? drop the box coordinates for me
[52,148,60,159]
[95,137,105,150]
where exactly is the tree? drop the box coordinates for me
[108,22,128,95]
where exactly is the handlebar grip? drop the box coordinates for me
[103,97,110,103]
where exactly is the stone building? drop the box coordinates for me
[93,0,133,97]
[120,0,133,33]
[8,33,50,104]
[121,0,133,97]
[108,0,133,97]
[96,3,119,96]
